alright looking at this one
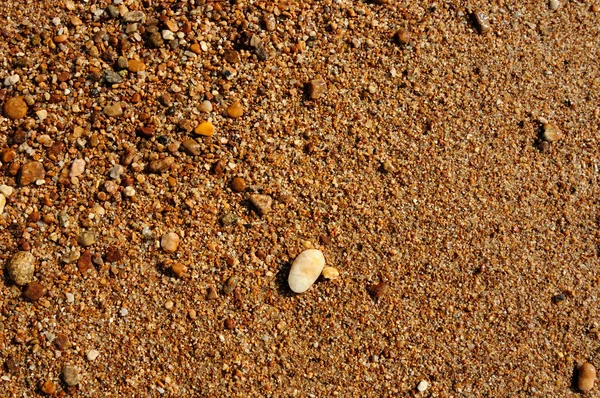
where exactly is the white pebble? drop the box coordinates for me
[549,0,559,10]
[288,249,325,293]
[0,193,5,214]
[66,292,75,303]
[123,186,136,197]
[417,380,429,392]
[120,307,129,317]
[109,164,124,179]
[86,349,100,361]
[36,110,48,121]
[0,185,14,197]
[161,30,175,40]
[4,75,20,86]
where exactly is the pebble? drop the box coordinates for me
[78,231,96,247]
[542,122,562,142]
[308,77,327,99]
[549,0,559,10]
[69,159,86,178]
[103,103,123,117]
[61,365,80,386]
[578,362,596,392]
[86,349,100,361]
[161,232,180,253]
[148,157,174,173]
[394,28,411,45]
[7,251,36,286]
[109,164,125,179]
[223,275,239,295]
[123,11,145,22]
[41,380,58,395]
[207,286,218,300]
[4,74,20,86]
[190,43,202,55]
[104,70,123,84]
[369,281,389,298]
[198,100,213,113]
[120,307,129,317]
[19,161,45,186]
[36,109,48,121]
[53,34,68,43]
[249,194,273,216]
[0,184,14,197]
[23,281,46,301]
[0,193,5,214]
[171,263,187,278]
[123,186,136,197]
[322,266,340,280]
[162,30,175,41]
[3,96,28,119]
[127,59,146,72]
[164,300,174,310]
[149,32,164,48]
[227,101,244,118]
[194,121,215,137]
[474,11,491,34]
[417,380,429,392]
[230,177,246,192]
[288,249,326,293]
[182,138,201,156]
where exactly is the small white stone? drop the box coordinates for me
[417,380,429,392]
[0,185,14,197]
[0,193,5,214]
[109,164,124,179]
[161,30,175,40]
[35,109,47,121]
[4,74,20,86]
[66,292,75,303]
[120,307,129,317]
[70,159,86,178]
[288,249,326,293]
[123,186,136,197]
[86,349,100,361]
[549,0,559,10]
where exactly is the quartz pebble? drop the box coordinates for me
[70,159,86,178]
[78,231,96,247]
[86,349,100,361]
[3,96,28,119]
[417,380,429,392]
[7,251,36,286]
[161,232,180,253]
[104,103,123,117]
[578,362,596,392]
[322,266,339,280]
[0,193,5,214]
[288,249,326,293]
[474,11,491,34]
[182,138,201,155]
[542,122,562,142]
[549,0,559,10]
[198,100,213,112]
[227,101,244,118]
[249,194,272,216]
[194,121,215,137]
[0,184,14,197]
[61,365,80,386]
[19,161,45,186]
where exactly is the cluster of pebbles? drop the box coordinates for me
[1,0,600,396]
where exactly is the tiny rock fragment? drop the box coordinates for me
[307,77,327,99]
[474,11,491,34]
[104,70,123,84]
[578,362,597,392]
[3,96,28,119]
[69,159,86,178]
[86,350,100,361]
[127,59,146,72]
[7,251,36,286]
[212,159,226,177]
[225,318,236,330]
[369,281,389,298]
[105,246,123,263]
[53,34,68,43]
[549,0,559,10]
[103,103,123,117]
[394,28,411,45]
[223,275,239,295]
[161,232,180,253]
[0,193,5,214]
[322,266,339,280]
[0,184,14,197]
[148,157,174,173]
[288,249,326,293]
[19,161,45,186]
[417,380,429,392]
[227,101,244,118]
[41,380,58,395]
[171,263,187,278]
[542,122,562,142]
[78,231,96,247]
[23,281,47,301]
[123,11,145,22]
[194,121,215,137]
[61,365,80,387]
[230,177,246,193]
[249,194,272,216]
[182,138,201,156]
[198,100,213,113]
[207,286,218,300]
[220,213,237,226]
[382,159,395,173]
[54,334,71,350]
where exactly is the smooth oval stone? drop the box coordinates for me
[288,249,325,293]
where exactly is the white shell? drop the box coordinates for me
[288,249,325,293]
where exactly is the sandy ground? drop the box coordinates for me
[1,0,599,396]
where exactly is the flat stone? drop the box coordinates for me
[7,251,36,286]
[161,232,180,253]
[307,77,327,99]
[104,70,123,84]
[148,157,174,173]
[322,266,339,280]
[19,161,45,186]
[86,349,100,361]
[578,362,596,392]
[249,194,272,216]
[103,103,123,117]
[288,249,326,293]
[3,96,28,119]
[127,59,146,72]
[182,138,201,156]
[123,11,145,22]
[23,281,46,301]
[78,231,96,247]
[61,365,80,386]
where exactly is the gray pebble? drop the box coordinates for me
[61,365,80,386]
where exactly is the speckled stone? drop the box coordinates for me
[288,249,326,293]
[18,161,45,186]
[7,251,36,286]
[61,365,80,386]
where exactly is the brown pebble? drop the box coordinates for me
[211,159,226,177]
[105,246,123,262]
[369,282,389,298]
[542,122,562,142]
[190,43,201,54]
[249,194,273,216]
[182,138,201,156]
[171,263,187,278]
[127,59,146,72]
[149,157,175,173]
[41,380,58,395]
[207,286,218,300]
[23,281,47,301]
[77,250,94,273]
[138,125,155,138]
[394,28,411,45]
[3,96,28,119]
[54,334,71,350]
[225,318,236,330]
[578,362,597,392]
[307,77,327,99]
[18,161,45,186]
[227,101,244,118]
[2,148,17,163]
[223,275,239,295]
[53,34,68,43]
[231,177,246,193]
